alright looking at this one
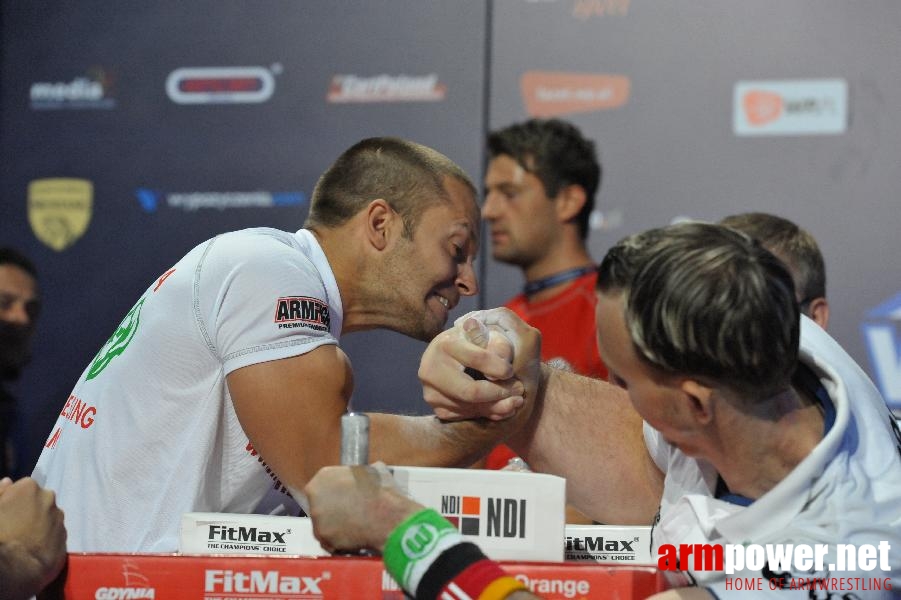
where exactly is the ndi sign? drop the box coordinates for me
[861,291,901,411]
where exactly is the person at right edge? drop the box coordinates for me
[479,120,605,523]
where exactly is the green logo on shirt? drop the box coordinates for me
[86,297,145,380]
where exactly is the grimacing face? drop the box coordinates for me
[482,154,560,268]
[381,177,480,341]
[595,290,703,456]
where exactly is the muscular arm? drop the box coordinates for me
[419,308,663,525]
[508,365,663,524]
[227,344,529,496]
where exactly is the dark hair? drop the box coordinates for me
[305,137,476,239]
[598,222,799,398]
[0,247,38,278]
[719,212,826,306]
[487,119,600,239]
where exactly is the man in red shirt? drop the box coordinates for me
[480,120,606,517]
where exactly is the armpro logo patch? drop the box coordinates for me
[274,296,330,332]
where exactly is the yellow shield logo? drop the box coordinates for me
[28,178,93,251]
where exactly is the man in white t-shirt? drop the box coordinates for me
[32,137,531,552]
[305,222,901,599]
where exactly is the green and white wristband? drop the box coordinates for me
[383,507,465,596]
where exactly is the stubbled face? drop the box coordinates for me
[482,154,559,268]
[0,264,40,379]
[382,177,480,341]
[595,290,696,452]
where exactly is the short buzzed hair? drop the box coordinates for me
[305,137,476,239]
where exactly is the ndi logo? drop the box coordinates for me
[861,291,901,410]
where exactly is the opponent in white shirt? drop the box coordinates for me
[32,137,532,552]
[302,222,901,599]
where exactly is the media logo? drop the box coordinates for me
[30,68,117,110]
[733,79,848,136]
[520,71,630,117]
[166,66,277,105]
[326,74,446,103]
[135,188,305,212]
[862,291,901,410]
[28,178,93,251]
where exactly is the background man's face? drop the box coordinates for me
[0,264,40,380]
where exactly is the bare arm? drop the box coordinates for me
[508,364,663,524]
[227,343,532,495]
[419,308,663,525]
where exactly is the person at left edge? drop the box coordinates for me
[32,137,529,552]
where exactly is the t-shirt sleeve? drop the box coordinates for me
[197,234,338,375]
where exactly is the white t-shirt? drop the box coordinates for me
[647,317,901,598]
[33,228,342,552]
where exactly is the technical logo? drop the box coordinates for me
[862,291,901,410]
[520,71,630,117]
[28,178,93,251]
[30,67,117,110]
[733,79,847,136]
[135,188,305,213]
[327,74,446,103]
[166,66,278,105]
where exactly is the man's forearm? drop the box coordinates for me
[368,412,528,468]
[507,364,662,524]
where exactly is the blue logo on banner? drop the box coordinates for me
[136,188,162,213]
[861,291,901,410]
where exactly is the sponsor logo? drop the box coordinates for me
[94,559,156,599]
[440,495,527,538]
[30,68,117,110]
[205,525,290,553]
[440,495,481,535]
[572,0,631,19]
[327,74,446,103]
[28,178,93,251]
[136,188,305,213]
[274,297,330,332]
[520,71,630,117]
[166,66,278,105]
[862,291,901,411]
[204,569,328,596]
[733,79,847,136]
[565,535,640,561]
[514,574,590,599]
[87,297,145,380]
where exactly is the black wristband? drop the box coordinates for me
[415,541,487,600]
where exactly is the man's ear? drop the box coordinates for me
[679,379,715,426]
[554,184,587,223]
[365,199,397,251]
[806,297,830,330]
